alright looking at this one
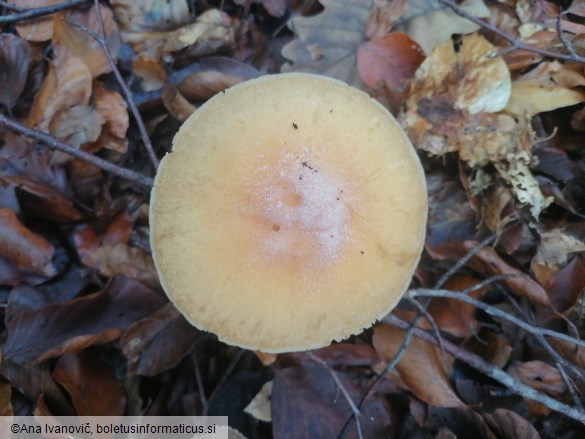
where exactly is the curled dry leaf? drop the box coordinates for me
[132,55,168,92]
[507,360,566,397]
[465,241,552,308]
[531,228,585,285]
[120,303,202,377]
[281,0,373,87]
[505,62,585,118]
[373,322,464,408]
[93,81,129,153]
[546,256,585,313]
[394,0,490,54]
[0,33,31,110]
[52,3,121,78]
[9,0,62,42]
[357,32,425,91]
[2,277,166,366]
[0,207,55,278]
[27,45,92,132]
[161,84,196,122]
[244,380,272,422]
[53,350,126,416]
[1,175,81,222]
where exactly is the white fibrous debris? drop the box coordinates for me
[250,148,352,268]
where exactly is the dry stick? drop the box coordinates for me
[0,0,89,23]
[0,114,154,187]
[557,13,579,59]
[191,351,208,415]
[308,352,364,439]
[204,349,245,416]
[338,236,497,438]
[436,0,585,65]
[64,0,159,169]
[385,313,585,424]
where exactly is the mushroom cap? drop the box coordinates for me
[150,73,427,353]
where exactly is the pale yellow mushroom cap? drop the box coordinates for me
[149,73,427,352]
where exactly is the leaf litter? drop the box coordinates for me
[0,0,584,437]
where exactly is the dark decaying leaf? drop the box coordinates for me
[2,277,166,366]
[0,207,56,279]
[507,361,566,397]
[0,33,31,110]
[0,360,74,415]
[121,303,203,376]
[0,382,13,417]
[482,408,541,439]
[271,363,391,439]
[546,256,585,313]
[53,350,126,416]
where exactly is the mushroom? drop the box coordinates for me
[150,73,427,352]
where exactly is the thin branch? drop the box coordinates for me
[556,13,578,58]
[0,114,154,187]
[436,0,585,65]
[409,288,585,349]
[191,350,208,415]
[0,0,89,24]
[205,349,245,416]
[385,313,585,424]
[64,0,159,169]
[308,352,363,439]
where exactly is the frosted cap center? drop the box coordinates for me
[248,148,351,268]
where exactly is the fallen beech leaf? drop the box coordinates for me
[93,82,129,153]
[272,364,391,438]
[9,0,62,42]
[0,360,74,415]
[162,84,196,122]
[505,61,585,118]
[1,175,81,222]
[161,9,236,60]
[0,34,31,110]
[427,274,484,338]
[465,242,552,308]
[110,0,191,33]
[244,380,272,422]
[48,105,106,159]
[373,322,464,407]
[394,0,490,54]
[507,360,566,397]
[357,32,425,90]
[365,0,407,39]
[533,229,585,269]
[2,277,166,366]
[483,408,541,439]
[132,54,167,92]
[120,304,202,376]
[53,350,126,416]
[0,207,55,277]
[27,45,92,132]
[546,256,585,313]
[177,70,244,100]
[282,0,373,86]
[0,382,12,417]
[53,3,120,78]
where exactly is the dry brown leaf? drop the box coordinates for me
[161,84,196,122]
[110,0,191,33]
[394,0,490,54]
[52,3,120,78]
[53,350,126,416]
[505,62,585,118]
[27,45,92,132]
[0,33,31,110]
[507,360,566,397]
[281,0,373,87]
[373,322,464,407]
[161,9,236,60]
[357,32,424,91]
[93,82,129,153]
[532,229,585,283]
[0,382,12,417]
[0,207,55,278]
[244,380,272,422]
[465,242,552,308]
[365,0,407,39]
[132,54,167,92]
[482,408,541,439]
[9,0,62,42]
[177,70,244,100]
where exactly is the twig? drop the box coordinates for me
[385,313,585,424]
[556,13,578,58]
[0,0,89,24]
[64,0,159,169]
[0,1,24,12]
[308,352,363,439]
[408,288,585,349]
[191,351,208,415]
[205,349,245,416]
[436,0,585,65]
[0,114,153,187]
